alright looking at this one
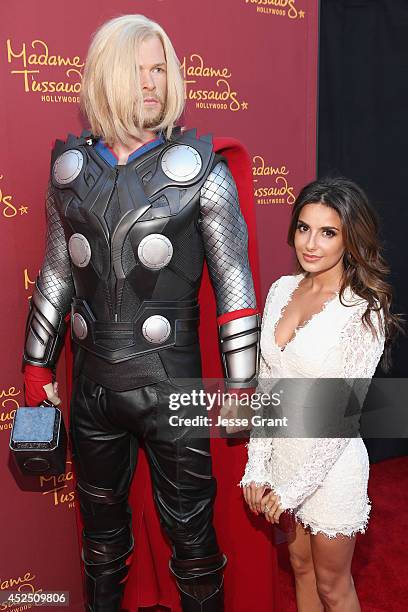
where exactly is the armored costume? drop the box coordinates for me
[23,127,260,611]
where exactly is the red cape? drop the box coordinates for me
[65,137,280,611]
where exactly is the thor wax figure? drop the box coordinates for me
[22,14,260,612]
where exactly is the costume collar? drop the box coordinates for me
[94,132,165,167]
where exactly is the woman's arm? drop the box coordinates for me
[239,279,280,487]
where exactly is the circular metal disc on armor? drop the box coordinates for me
[72,313,88,340]
[161,145,202,182]
[53,149,84,185]
[142,315,171,344]
[68,233,91,267]
[137,234,173,269]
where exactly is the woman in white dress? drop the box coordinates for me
[240,177,401,611]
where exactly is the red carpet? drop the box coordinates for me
[278,456,408,612]
[128,457,408,611]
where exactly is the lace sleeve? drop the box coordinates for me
[267,304,386,511]
[239,279,279,487]
[341,303,385,378]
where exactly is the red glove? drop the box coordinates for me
[24,364,53,406]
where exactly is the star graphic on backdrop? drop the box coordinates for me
[241,101,249,110]
[19,205,28,215]
[299,10,305,18]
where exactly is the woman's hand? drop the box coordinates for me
[242,482,268,515]
[260,491,284,523]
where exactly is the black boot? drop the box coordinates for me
[82,529,134,612]
[170,552,227,611]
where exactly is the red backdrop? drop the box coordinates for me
[0,1,318,610]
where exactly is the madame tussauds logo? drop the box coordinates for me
[0,572,60,611]
[0,175,29,218]
[39,460,76,510]
[252,155,295,205]
[0,570,36,611]
[0,386,20,433]
[24,268,35,297]
[244,0,306,19]
[6,39,83,104]
[181,54,248,112]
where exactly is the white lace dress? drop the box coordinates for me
[239,274,385,538]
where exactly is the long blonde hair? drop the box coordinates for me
[80,14,185,146]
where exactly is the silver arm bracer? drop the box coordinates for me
[23,182,74,369]
[199,161,260,387]
[219,314,261,388]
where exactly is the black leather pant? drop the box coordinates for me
[69,371,224,611]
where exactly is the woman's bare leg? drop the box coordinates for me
[287,523,324,612]
[311,532,360,612]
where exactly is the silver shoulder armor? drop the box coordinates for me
[219,314,261,388]
[23,182,74,369]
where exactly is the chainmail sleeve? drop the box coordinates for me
[23,181,75,369]
[199,161,256,315]
[199,160,260,387]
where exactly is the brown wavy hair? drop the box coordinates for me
[287,177,403,371]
